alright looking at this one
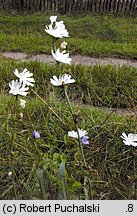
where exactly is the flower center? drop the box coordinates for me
[62,81,65,85]
[52,22,56,29]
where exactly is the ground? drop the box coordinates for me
[1,51,137,67]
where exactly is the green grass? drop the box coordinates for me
[0,14,137,58]
[0,58,137,199]
[0,89,137,199]
[0,12,137,200]
[0,58,137,108]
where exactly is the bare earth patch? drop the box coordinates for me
[72,55,137,68]
[97,106,137,117]
[2,52,28,60]
[1,51,137,67]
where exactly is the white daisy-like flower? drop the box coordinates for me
[68,129,88,139]
[121,132,137,147]
[60,41,67,49]
[14,68,35,87]
[9,80,29,96]
[50,74,75,86]
[19,99,26,109]
[51,49,72,64]
[45,16,69,38]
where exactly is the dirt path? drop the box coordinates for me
[1,51,137,67]
[96,106,137,117]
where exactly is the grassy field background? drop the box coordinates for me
[1,58,137,108]
[0,13,137,59]
[0,58,137,199]
[0,13,137,200]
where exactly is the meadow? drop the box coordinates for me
[0,13,137,58]
[0,13,137,200]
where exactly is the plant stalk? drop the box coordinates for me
[52,37,56,52]
[64,86,92,198]
[132,146,137,199]
[31,89,65,125]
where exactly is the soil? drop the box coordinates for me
[96,106,137,117]
[1,51,137,68]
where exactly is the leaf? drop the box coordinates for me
[2,185,13,198]
[57,162,68,199]
[37,169,46,200]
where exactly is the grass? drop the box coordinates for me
[0,13,137,58]
[0,12,137,200]
[0,58,137,108]
[0,88,137,199]
[0,58,137,199]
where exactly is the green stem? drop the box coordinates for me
[64,87,87,166]
[64,87,74,115]
[132,146,137,199]
[62,176,68,200]
[64,86,92,198]
[52,37,56,52]
[11,96,18,199]
[76,124,87,167]
[31,89,65,125]
[33,139,40,155]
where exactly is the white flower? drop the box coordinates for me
[45,16,69,38]
[50,74,75,86]
[14,68,35,87]
[121,132,137,147]
[52,49,72,64]
[20,99,26,109]
[68,129,88,139]
[9,80,29,96]
[60,41,67,49]
[49,16,57,24]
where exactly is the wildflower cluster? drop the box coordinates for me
[45,16,72,65]
[9,68,35,97]
[46,15,89,149]
[5,15,137,200]
[68,129,89,145]
[46,15,137,199]
[47,15,137,150]
[9,68,39,138]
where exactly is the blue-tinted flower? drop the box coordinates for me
[33,130,40,139]
[81,136,89,145]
